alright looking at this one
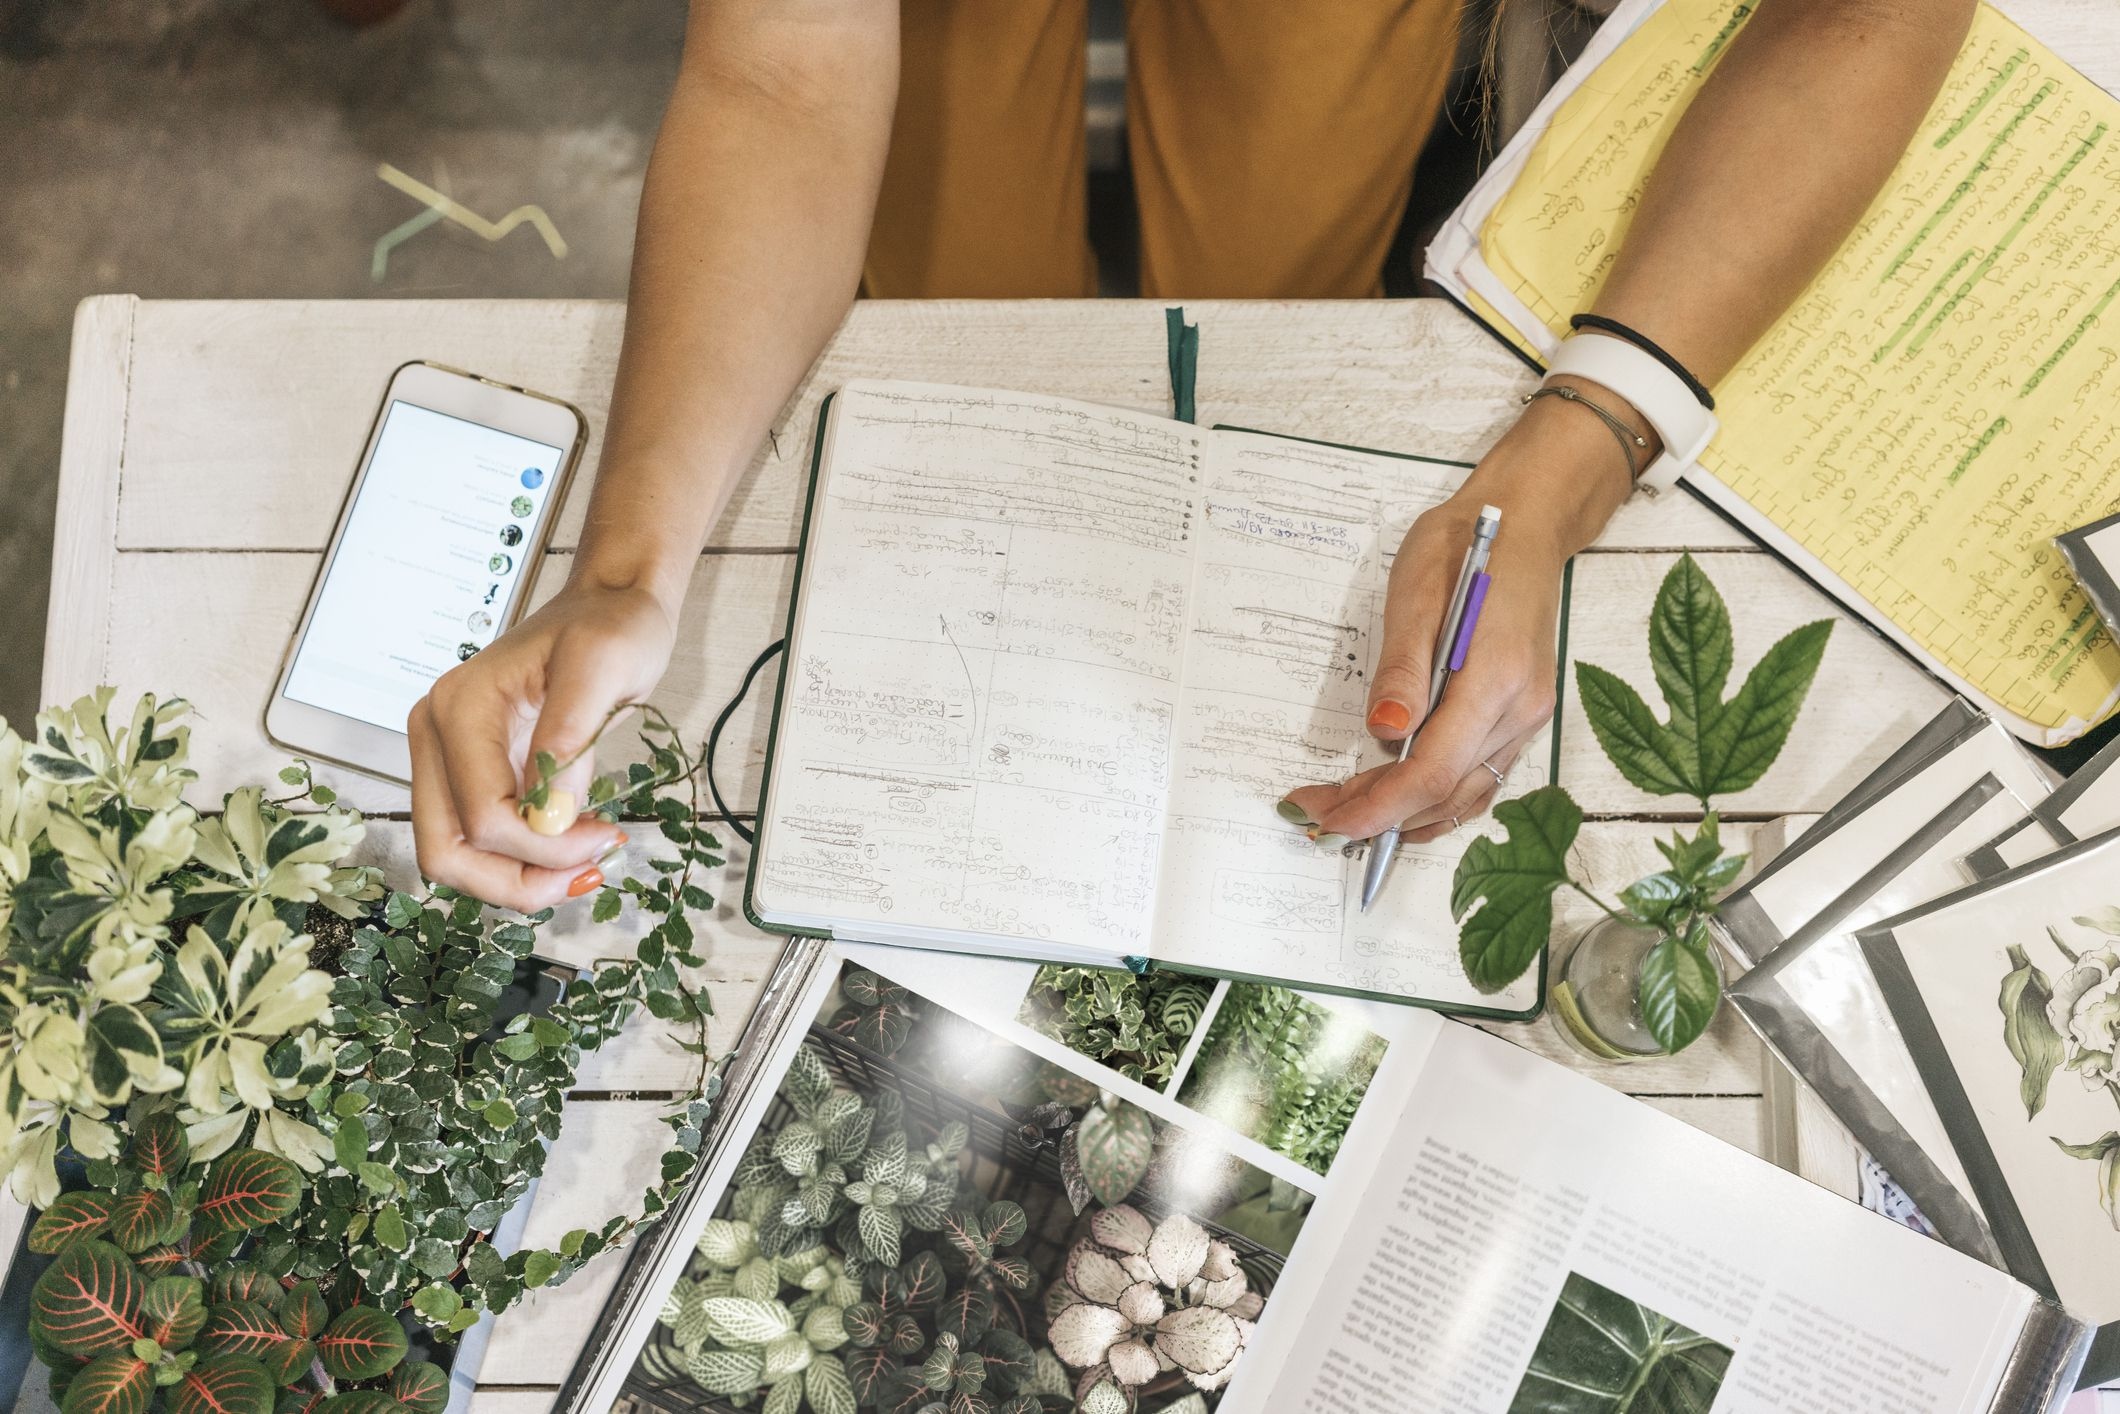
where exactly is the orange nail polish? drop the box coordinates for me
[567,868,603,898]
[1368,700,1412,734]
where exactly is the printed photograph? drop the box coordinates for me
[1017,965,1212,1091]
[1507,1273,1732,1413]
[1175,983,1386,1178]
[620,960,1310,1414]
[1997,907,2120,1230]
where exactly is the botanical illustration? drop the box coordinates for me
[1018,968,1212,1090]
[632,961,1303,1414]
[1174,985,1384,1176]
[1999,910,2120,1225]
[1507,1273,1732,1413]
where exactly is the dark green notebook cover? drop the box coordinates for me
[743,393,1569,1022]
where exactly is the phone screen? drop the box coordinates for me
[283,399,566,734]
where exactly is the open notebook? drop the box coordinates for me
[559,940,2093,1414]
[1426,0,2120,746]
[744,381,1564,1018]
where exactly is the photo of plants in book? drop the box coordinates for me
[625,961,1309,1414]
[1018,967,1212,1090]
[1999,910,2120,1227]
[1175,984,1385,1177]
[1507,1272,1732,1413]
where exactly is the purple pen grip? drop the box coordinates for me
[1448,573,1491,671]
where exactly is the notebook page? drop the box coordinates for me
[752,382,1200,955]
[1146,429,1550,1011]
[1477,0,2120,739]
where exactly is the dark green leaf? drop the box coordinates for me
[61,1352,152,1414]
[1512,1271,1731,1412]
[31,1241,144,1357]
[1575,662,1697,798]
[1696,619,1832,797]
[31,1193,115,1255]
[1638,928,1721,1054]
[173,1357,275,1414]
[2000,943,2064,1119]
[317,1306,408,1381]
[197,1152,301,1233]
[1450,785,1582,992]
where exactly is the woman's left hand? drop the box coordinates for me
[1279,386,1640,845]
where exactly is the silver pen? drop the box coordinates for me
[1358,504,1502,913]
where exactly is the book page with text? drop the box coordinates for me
[1149,429,1551,1010]
[753,382,1198,955]
[1477,0,2120,740]
[1263,1023,2035,1413]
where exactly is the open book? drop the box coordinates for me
[559,940,2092,1414]
[744,382,1563,1017]
[1425,0,2120,746]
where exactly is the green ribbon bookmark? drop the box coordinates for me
[1165,306,1200,425]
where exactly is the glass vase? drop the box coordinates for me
[1550,915,1723,1061]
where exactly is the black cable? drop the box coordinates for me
[704,638,785,845]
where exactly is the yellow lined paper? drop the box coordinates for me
[1480,0,2120,737]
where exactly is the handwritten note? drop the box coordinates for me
[754,384,1552,1008]
[1479,0,2120,737]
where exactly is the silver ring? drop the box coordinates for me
[1481,759,1506,787]
[1450,814,1462,830]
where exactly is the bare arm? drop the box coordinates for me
[1292,0,1976,843]
[412,0,897,910]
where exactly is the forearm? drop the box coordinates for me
[573,4,896,616]
[1593,0,1974,385]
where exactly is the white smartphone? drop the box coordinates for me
[266,361,587,783]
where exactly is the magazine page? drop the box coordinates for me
[1262,1022,2040,1413]
[1862,834,2120,1326]
[600,941,1443,1414]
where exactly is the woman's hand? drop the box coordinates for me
[1280,382,1642,845]
[408,578,678,912]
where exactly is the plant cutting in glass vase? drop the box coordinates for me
[0,689,729,1414]
[1449,556,1832,1055]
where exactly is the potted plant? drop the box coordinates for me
[1450,555,1833,1055]
[0,689,723,1413]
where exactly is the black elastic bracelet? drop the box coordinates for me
[1568,313,1715,411]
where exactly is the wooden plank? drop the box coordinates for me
[40,294,136,705]
[96,545,1886,818]
[107,299,1743,556]
[1561,550,1952,817]
[97,549,792,814]
[466,1394,555,1414]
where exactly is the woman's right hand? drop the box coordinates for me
[409,579,679,913]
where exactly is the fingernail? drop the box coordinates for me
[524,790,578,837]
[566,867,603,898]
[596,835,628,868]
[1313,833,1351,851]
[1367,700,1412,734]
[1275,798,1313,826]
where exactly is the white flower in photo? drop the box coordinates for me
[1048,1205,1261,1395]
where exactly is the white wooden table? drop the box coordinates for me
[41,294,1952,1409]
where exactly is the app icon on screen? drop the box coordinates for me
[482,584,500,604]
[520,467,544,489]
[466,610,494,634]
[456,642,480,661]
[510,495,534,518]
[498,524,524,548]
[489,552,514,575]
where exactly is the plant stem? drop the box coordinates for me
[1567,880,1633,928]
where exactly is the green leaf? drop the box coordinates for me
[140,1277,206,1351]
[313,1394,409,1414]
[32,1241,145,1357]
[356,1163,397,1197]
[196,1151,301,1233]
[172,1357,275,1414]
[383,893,421,930]
[1638,928,1722,1054]
[388,1361,450,1414]
[1070,1104,1153,1207]
[522,1250,561,1289]
[1512,1271,1731,1412]
[1696,620,1833,797]
[62,1352,153,1414]
[129,1114,190,1182]
[276,1282,328,1342]
[1450,785,1583,992]
[106,1193,181,1254]
[2001,944,2065,1119]
[198,1303,292,1361]
[31,1193,116,1255]
[590,890,622,924]
[316,1306,408,1382]
[1618,872,1684,927]
[1576,555,1831,803]
[333,1117,370,1174]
